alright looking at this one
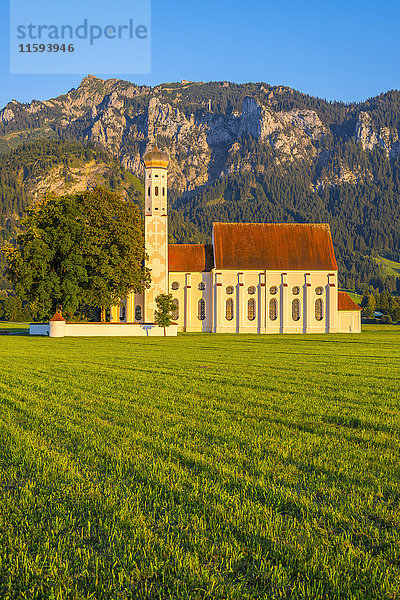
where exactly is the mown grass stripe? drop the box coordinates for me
[0,326,399,598]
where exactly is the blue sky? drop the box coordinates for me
[1,0,400,108]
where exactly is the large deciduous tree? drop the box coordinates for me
[2,187,150,320]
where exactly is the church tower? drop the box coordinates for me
[142,140,169,323]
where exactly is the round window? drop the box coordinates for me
[315,286,324,295]
[292,286,300,295]
[269,286,278,295]
[226,286,234,295]
[171,281,180,290]
[198,282,206,291]
[248,286,256,295]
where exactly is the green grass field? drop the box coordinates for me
[0,328,400,599]
[374,256,400,279]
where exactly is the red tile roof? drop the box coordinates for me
[212,223,338,271]
[169,244,214,272]
[338,291,362,311]
[49,312,66,322]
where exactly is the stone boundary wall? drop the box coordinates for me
[29,322,178,337]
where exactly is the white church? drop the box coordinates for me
[111,143,361,334]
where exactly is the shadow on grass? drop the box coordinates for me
[0,329,29,336]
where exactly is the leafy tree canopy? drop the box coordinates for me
[2,187,149,320]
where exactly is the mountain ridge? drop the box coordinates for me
[1,77,400,293]
[3,75,400,194]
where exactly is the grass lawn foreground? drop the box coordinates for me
[0,326,399,599]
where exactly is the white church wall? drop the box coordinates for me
[276,270,338,335]
[167,268,341,334]
[158,269,345,334]
[338,311,361,333]
[265,272,284,334]
[168,272,187,332]
[169,272,213,332]
[188,272,213,332]
[211,270,338,334]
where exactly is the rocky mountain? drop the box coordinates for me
[1,75,399,193]
[1,76,400,292]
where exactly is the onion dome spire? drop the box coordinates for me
[144,134,169,168]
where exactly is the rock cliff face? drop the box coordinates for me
[355,111,400,159]
[1,75,400,193]
[0,108,14,124]
[27,161,118,201]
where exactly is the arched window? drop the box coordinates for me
[198,299,206,320]
[155,186,159,196]
[226,298,234,321]
[120,305,126,321]
[269,298,277,321]
[135,305,142,321]
[148,186,151,196]
[247,298,255,321]
[172,299,179,320]
[162,187,165,196]
[315,299,323,321]
[292,298,300,321]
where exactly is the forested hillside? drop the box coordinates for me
[1,77,400,294]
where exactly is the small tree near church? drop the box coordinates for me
[154,293,174,336]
